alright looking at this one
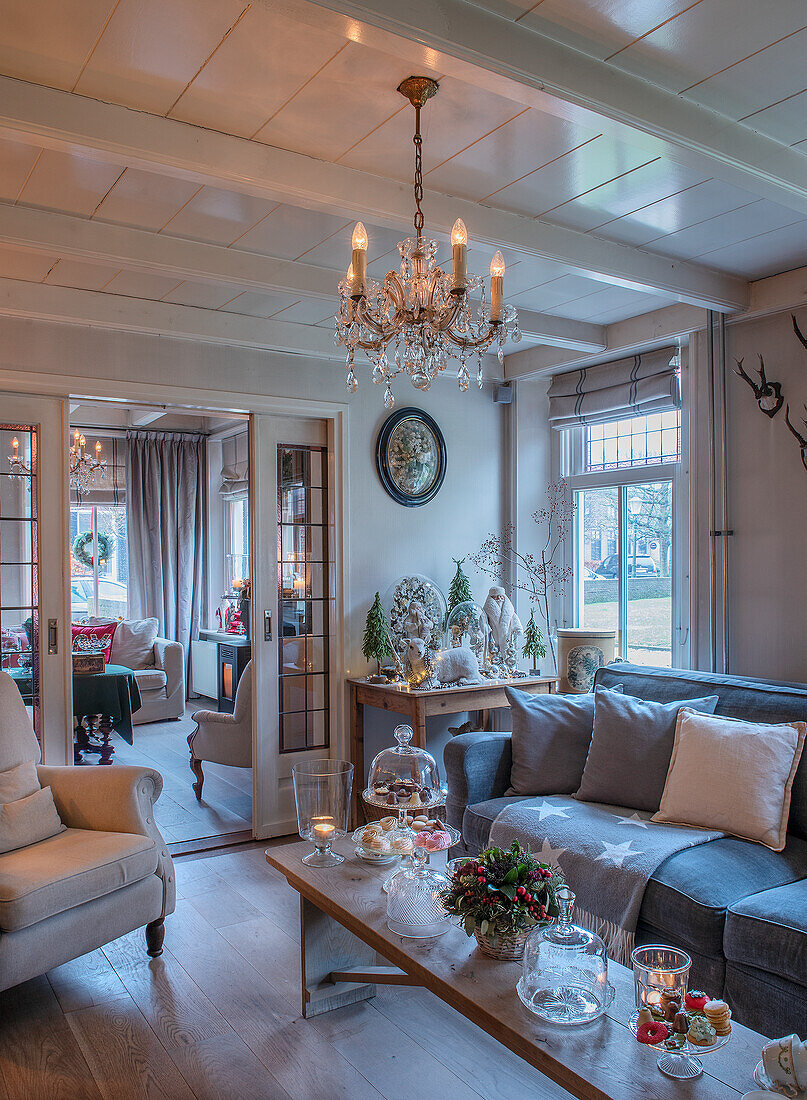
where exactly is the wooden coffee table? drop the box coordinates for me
[267,839,769,1100]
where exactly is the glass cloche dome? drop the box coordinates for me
[364,725,446,817]
[383,574,447,659]
[517,887,615,1025]
[445,600,488,662]
[386,847,449,938]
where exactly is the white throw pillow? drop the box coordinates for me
[110,618,159,670]
[652,708,806,851]
[0,760,40,803]
[0,786,65,854]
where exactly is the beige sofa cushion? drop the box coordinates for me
[0,787,65,855]
[134,668,168,692]
[89,617,159,670]
[0,827,158,931]
[0,760,39,803]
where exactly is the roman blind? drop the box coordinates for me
[547,347,680,429]
[69,435,126,504]
[219,429,248,500]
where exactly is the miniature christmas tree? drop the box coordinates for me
[447,557,473,614]
[522,607,546,670]
[362,592,393,675]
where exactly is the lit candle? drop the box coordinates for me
[79,433,86,458]
[94,440,102,459]
[490,250,505,323]
[451,218,467,291]
[313,821,335,844]
[11,437,18,458]
[351,222,368,298]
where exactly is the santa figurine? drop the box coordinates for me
[483,586,523,669]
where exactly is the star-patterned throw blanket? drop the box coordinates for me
[489,795,725,965]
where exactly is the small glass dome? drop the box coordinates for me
[364,725,445,814]
[386,847,449,938]
[383,574,447,658]
[446,600,488,662]
[517,887,615,1025]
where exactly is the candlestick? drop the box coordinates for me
[490,250,505,323]
[451,218,467,291]
[351,222,367,298]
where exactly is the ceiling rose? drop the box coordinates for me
[334,76,520,408]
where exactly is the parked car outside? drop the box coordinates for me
[71,577,128,619]
[593,554,660,579]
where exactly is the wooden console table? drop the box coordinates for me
[348,674,556,823]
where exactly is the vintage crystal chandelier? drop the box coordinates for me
[334,77,520,408]
[69,429,105,493]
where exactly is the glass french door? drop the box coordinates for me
[251,414,333,838]
[0,394,70,761]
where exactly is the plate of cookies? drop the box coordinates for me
[630,991,732,1078]
[363,778,447,812]
[353,822,411,864]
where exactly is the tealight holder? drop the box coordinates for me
[292,759,353,867]
[632,944,691,1013]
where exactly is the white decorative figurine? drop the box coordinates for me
[406,638,483,688]
[483,586,523,673]
[403,598,433,643]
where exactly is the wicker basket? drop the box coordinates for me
[473,926,531,961]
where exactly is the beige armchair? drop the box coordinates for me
[187,660,252,801]
[0,673,175,993]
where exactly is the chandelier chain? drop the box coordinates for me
[412,105,424,237]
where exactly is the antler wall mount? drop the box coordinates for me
[733,355,783,417]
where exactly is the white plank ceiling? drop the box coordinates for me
[0,0,805,355]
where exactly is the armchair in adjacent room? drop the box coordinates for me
[0,672,175,993]
[187,660,252,801]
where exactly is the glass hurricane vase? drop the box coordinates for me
[292,759,353,867]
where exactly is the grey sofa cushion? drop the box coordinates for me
[462,796,527,853]
[595,664,807,838]
[640,834,807,958]
[505,686,621,796]
[576,688,719,812]
[724,879,807,990]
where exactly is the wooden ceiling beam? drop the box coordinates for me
[0,76,747,312]
[0,203,606,351]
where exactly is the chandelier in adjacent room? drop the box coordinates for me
[334,76,520,408]
[70,429,105,492]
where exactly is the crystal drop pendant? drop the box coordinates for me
[345,370,358,394]
[372,363,385,384]
[384,386,394,409]
[498,346,505,365]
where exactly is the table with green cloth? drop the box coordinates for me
[9,663,141,763]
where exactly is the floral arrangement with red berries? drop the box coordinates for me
[441,840,565,941]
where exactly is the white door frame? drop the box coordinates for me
[0,367,351,827]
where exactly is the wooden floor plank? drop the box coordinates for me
[165,900,384,1099]
[0,977,103,1100]
[219,915,302,1012]
[47,949,129,1014]
[372,982,573,1100]
[65,993,196,1100]
[167,1033,293,1100]
[101,931,234,1049]
[183,879,264,929]
[310,998,486,1100]
[205,850,301,939]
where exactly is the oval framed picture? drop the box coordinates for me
[376,407,447,507]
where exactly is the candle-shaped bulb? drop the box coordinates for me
[350,223,367,296]
[451,218,468,291]
[451,218,467,247]
[490,250,505,278]
[73,429,80,444]
[352,222,368,251]
[11,437,18,456]
[94,440,102,455]
[490,250,505,322]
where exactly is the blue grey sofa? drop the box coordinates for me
[444,664,807,1036]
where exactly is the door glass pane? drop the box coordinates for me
[577,486,619,638]
[70,504,128,620]
[278,444,330,753]
[0,425,39,737]
[626,481,672,667]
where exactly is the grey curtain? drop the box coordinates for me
[126,432,205,677]
[548,346,680,428]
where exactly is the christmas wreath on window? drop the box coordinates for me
[72,531,114,568]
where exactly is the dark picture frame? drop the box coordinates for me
[375,407,447,507]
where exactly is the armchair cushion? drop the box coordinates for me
[0,786,65,854]
[134,668,168,692]
[0,828,157,932]
[93,617,158,670]
[0,760,39,803]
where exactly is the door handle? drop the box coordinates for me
[264,610,272,641]
[48,618,58,654]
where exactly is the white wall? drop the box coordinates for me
[691,310,807,682]
[0,315,505,765]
